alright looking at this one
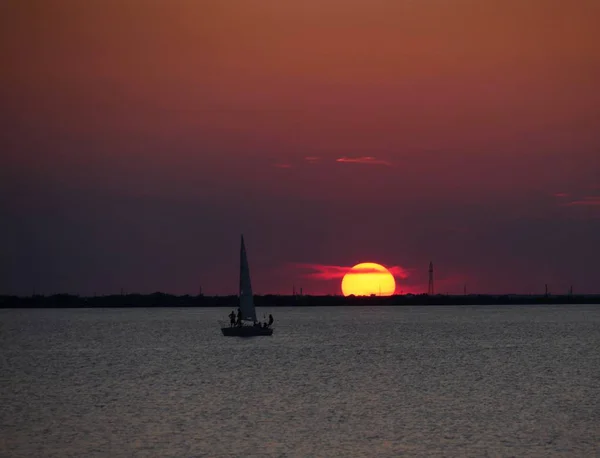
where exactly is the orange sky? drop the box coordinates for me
[1,0,599,295]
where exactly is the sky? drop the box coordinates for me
[1,0,599,296]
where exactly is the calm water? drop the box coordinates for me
[1,305,599,457]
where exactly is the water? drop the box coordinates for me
[1,305,599,457]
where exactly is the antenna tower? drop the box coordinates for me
[428,262,434,295]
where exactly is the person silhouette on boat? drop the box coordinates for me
[268,314,274,328]
[236,308,242,327]
[228,310,236,327]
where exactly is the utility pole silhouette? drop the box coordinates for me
[428,262,434,295]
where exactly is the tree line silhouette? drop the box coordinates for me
[1,292,598,308]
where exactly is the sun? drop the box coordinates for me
[341,262,396,296]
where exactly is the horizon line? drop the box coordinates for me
[3,292,600,299]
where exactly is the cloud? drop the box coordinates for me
[273,163,292,169]
[553,192,569,198]
[562,196,600,207]
[336,156,392,166]
[402,273,471,295]
[304,156,320,164]
[292,263,410,280]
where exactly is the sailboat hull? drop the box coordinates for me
[221,326,273,337]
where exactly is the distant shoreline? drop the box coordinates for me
[1,293,599,308]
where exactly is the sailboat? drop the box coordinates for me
[221,235,273,337]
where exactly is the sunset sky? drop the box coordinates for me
[1,0,599,296]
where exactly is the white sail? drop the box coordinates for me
[239,235,256,321]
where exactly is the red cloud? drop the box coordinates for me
[304,156,320,164]
[553,192,569,198]
[273,163,292,169]
[563,196,600,207]
[336,156,391,166]
[403,273,471,295]
[292,263,410,280]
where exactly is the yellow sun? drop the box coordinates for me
[341,262,396,296]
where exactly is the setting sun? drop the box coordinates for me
[341,263,396,296]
